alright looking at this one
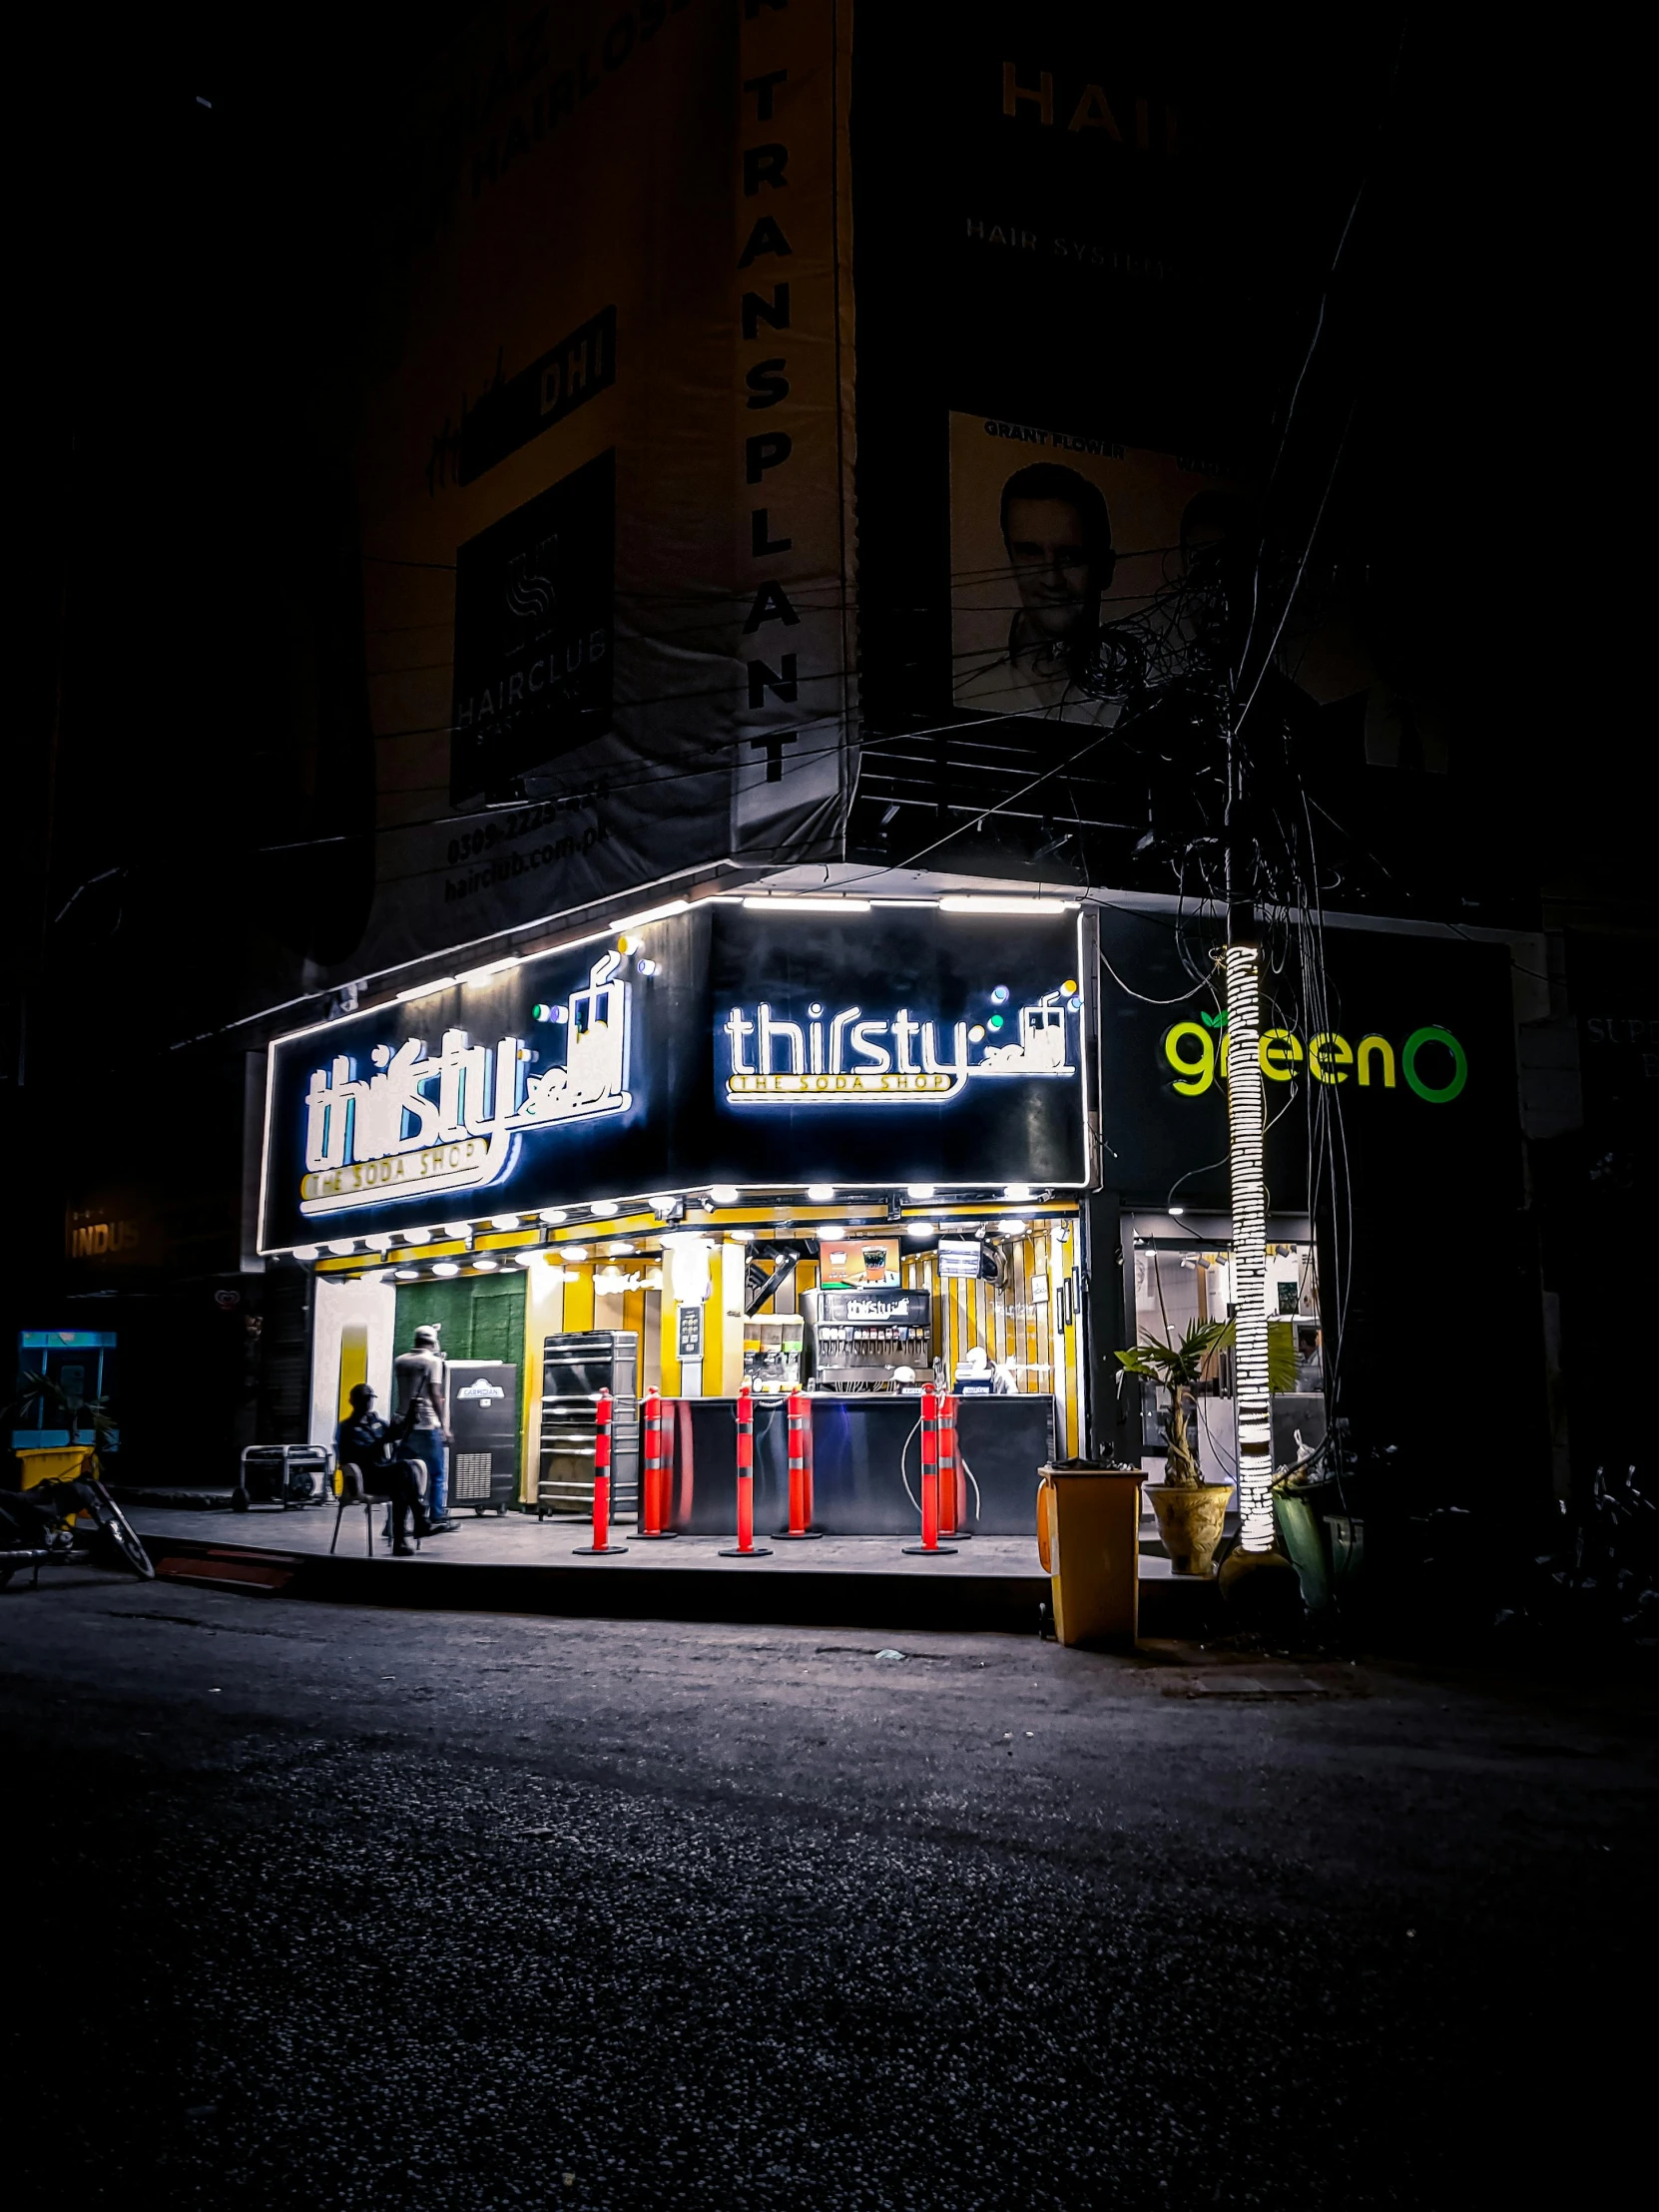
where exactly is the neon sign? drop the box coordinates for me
[1162,1019,1468,1103]
[722,988,1075,1104]
[296,951,632,1218]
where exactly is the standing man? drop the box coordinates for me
[394,1323,456,1533]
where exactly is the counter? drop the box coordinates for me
[655,1393,1053,1538]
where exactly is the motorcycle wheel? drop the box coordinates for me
[100,1506,157,1580]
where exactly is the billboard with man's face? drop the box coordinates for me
[950,416,1253,729]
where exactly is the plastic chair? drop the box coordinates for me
[329,1461,425,1557]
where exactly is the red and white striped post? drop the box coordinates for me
[574,1385,629,1554]
[720,1383,772,1558]
[903,1387,956,1556]
[776,1387,823,1540]
[936,1391,970,1541]
[635,1384,677,1539]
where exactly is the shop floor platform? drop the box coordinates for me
[126,1507,1221,1637]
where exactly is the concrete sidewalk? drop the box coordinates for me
[126,1505,1215,1635]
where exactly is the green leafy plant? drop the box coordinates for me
[1116,1320,1234,1486]
[1117,1320,1303,1485]
[2,1370,117,1468]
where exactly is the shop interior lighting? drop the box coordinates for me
[490,1214,521,1231]
[1168,1204,1187,1218]
[1003,1183,1032,1201]
[442,1221,472,1240]
[590,1200,620,1218]
[997,1218,1027,1235]
[939,895,1074,915]
[394,1268,419,1281]
[538,1208,567,1225]
[326,1239,356,1256]
[512,1252,539,1268]
[432,1261,460,1277]
[403,1227,431,1243]
[292,1245,319,1262]
[806,1183,834,1203]
[907,1184,935,1200]
[907,1222,936,1237]
[730,1227,754,1242]
[709,1185,740,1203]
[743,895,871,913]
[819,1226,845,1242]
[563,1246,589,1262]
[396,976,456,1001]
[472,1257,499,1271]
[607,1241,639,1256]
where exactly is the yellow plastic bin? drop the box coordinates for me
[16,1445,96,1489]
[1036,1463,1145,1648]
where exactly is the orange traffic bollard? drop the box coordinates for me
[635,1384,677,1539]
[574,1386,629,1554]
[720,1383,772,1557]
[903,1387,956,1556]
[937,1391,971,1540]
[775,1387,823,1539]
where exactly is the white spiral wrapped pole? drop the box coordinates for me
[1226,941,1276,1551]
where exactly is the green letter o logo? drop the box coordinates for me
[1402,1025,1467,1103]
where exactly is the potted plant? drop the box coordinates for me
[1116,1320,1236,1575]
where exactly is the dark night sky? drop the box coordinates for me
[14,3,1632,1029]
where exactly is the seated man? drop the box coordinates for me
[335,1382,430,1555]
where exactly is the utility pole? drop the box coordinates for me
[1224,706,1275,1551]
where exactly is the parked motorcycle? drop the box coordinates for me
[0,1469,155,1582]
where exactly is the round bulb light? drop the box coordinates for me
[806,1184,834,1203]
[292,1245,319,1262]
[1003,1183,1031,1201]
[432,1262,460,1278]
[591,1200,619,1218]
[443,1221,471,1240]
[326,1240,356,1257]
[491,1214,520,1231]
[710,1185,740,1203]
[539,1208,567,1225]
[907,1184,935,1200]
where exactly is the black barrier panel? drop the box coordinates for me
[260,906,1087,1250]
[659,1394,1051,1539]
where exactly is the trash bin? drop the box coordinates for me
[1036,1463,1145,1648]
[16,1445,96,1489]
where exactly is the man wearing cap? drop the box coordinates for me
[393,1323,457,1532]
[335,1383,431,1556]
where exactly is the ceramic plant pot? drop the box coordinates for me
[1146,1480,1232,1576]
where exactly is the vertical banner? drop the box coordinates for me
[338,0,855,987]
[731,0,856,856]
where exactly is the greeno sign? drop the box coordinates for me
[1162,1021,1468,1104]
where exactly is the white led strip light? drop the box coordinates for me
[1226,942,1275,1551]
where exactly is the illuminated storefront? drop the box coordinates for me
[258,896,1097,1522]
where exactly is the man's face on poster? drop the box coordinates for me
[1004,497,1100,645]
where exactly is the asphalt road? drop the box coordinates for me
[2,1570,1652,2210]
